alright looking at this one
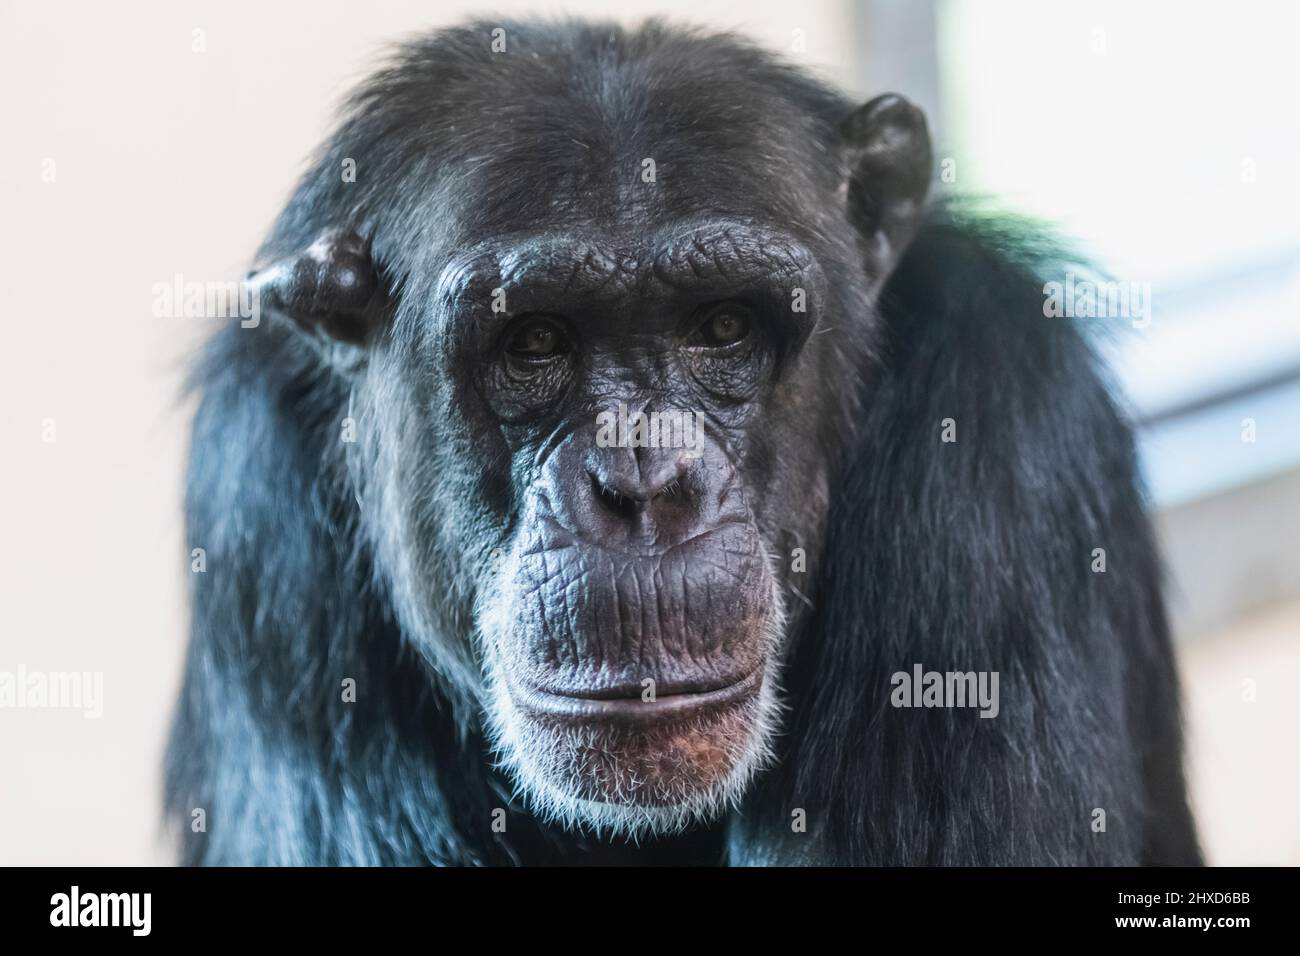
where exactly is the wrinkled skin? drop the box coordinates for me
[467,227,816,815]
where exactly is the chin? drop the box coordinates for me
[486,658,783,838]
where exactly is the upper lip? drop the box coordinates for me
[510,666,763,724]
[538,512,753,558]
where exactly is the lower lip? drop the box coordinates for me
[511,666,763,725]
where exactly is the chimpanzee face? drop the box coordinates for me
[360,221,844,835]
[252,38,930,834]
[458,224,826,830]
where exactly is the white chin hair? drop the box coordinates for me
[482,659,784,840]
[474,545,789,840]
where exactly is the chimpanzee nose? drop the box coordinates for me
[586,447,692,521]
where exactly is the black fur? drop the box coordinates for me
[165,20,1199,866]
[730,212,1199,864]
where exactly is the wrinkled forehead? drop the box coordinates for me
[367,48,853,297]
[433,220,825,314]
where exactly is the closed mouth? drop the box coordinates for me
[510,665,763,725]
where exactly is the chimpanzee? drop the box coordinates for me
[165,19,1200,865]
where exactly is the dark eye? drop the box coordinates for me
[506,317,568,359]
[695,302,754,347]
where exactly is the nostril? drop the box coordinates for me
[590,471,640,521]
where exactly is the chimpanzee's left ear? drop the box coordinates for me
[840,94,932,278]
[245,228,383,353]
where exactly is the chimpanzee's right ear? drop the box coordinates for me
[246,228,383,349]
